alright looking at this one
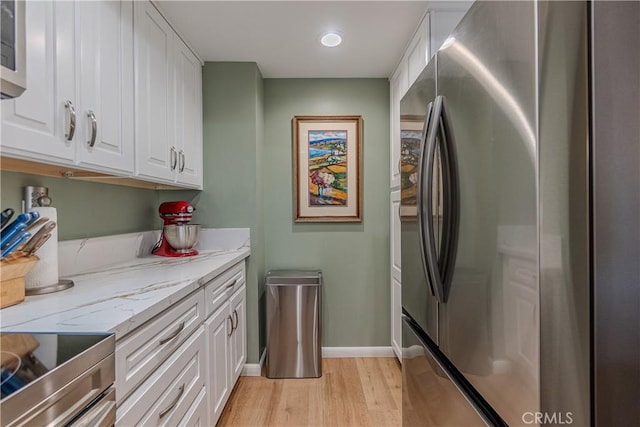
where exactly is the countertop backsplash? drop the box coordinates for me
[59,228,250,277]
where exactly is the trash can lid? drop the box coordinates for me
[265,270,322,286]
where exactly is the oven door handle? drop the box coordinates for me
[71,389,116,427]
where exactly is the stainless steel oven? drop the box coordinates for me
[1,0,26,98]
[0,333,115,426]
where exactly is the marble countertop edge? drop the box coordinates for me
[0,248,250,340]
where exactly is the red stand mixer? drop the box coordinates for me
[152,201,200,257]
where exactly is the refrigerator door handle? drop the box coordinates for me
[423,97,446,303]
[437,95,460,303]
[423,95,460,304]
[417,101,436,297]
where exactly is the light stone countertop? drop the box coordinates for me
[0,230,250,340]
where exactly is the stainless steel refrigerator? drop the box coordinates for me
[400,1,639,426]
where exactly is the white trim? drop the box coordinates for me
[241,349,266,377]
[241,347,395,375]
[322,347,395,358]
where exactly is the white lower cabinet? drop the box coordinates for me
[229,286,247,383]
[205,283,247,426]
[114,260,246,427]
[115,290,204,403]
[177,386,208,426]
[205,301,231,425]
[116,327,206,426]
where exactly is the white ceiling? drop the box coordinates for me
[155,1,429,78]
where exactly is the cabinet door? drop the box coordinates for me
[134,0,175,182]
[205,301,231,427]
[406,15,428,87]
[1,0,76,164]
[174,36,203,188]
[389,72,403,189]
[391,190,402,360]
[229,285,246,383]
[76,0,134,173]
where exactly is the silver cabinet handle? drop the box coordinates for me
[232,309,238,331]
[158,384,184,419]
[226,279,237,290]
[64,100,76,141]
[170,146,177,170]
[159,321,185,345]
[87,111,97,147]
[227,315,234,336]
[179,150,185,173]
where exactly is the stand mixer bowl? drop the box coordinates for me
[163,224,200,252]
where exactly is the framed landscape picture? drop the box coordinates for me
[292,115,363,222]
[399,115,424,221]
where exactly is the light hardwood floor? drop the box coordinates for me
[217,358,402,427]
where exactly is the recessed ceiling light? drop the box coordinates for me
[320,32,342,48]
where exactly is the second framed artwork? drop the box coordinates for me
[292,115,363,222]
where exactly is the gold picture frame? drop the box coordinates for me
[292,115,363,222]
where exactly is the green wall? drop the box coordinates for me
[176,62,266,364]
[0,171,159,240]
[1,69,392,359]
[263,78,391,347]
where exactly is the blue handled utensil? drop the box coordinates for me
[1,231,31,259]
[1,222,28,249]
[0,212,40,247]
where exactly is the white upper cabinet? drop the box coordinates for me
[134,0,176,183]
[134,1,203,189]
[389,62,407,189]
[2,0,135,175]
[174,36,203,187]
[406,15,429,86]
[1,0,76,164]
[1,0,203,190]
[76,0,134,173]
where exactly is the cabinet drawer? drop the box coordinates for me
[177,385,207,426]
[116,291,204,403]
[204,262,245,317]
[116,327,206,426]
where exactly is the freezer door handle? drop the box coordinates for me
[417,101,436,297]
[422,96,460,303]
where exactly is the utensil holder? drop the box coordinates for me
[0,256,39,309]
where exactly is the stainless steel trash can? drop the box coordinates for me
[265,270,322,378]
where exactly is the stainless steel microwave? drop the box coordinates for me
[1,0,26,99]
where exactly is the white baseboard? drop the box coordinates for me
[241,348,266,377]
[241,346,395,376]
[322,346,395,358]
